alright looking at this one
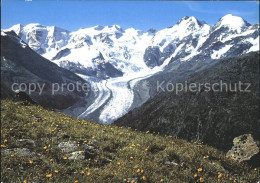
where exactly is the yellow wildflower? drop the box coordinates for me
[197,168,202,172]
[218,173,223,179]
[46,174,52,178]
[142,176,147,181]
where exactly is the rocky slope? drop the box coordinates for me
[1,31,89,109]
[115,51,260,151]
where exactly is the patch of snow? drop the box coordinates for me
[211,45,233,59]
[246,36,260,53]
[1,31,7,36]
[221,29,256,43]
[19,40,27,48]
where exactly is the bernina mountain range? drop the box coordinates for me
[1,14,259,124]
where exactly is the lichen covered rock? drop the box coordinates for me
[226,134,259,162]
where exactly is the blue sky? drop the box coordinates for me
[1,1,259,31]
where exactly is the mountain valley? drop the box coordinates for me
[2,14,259,124]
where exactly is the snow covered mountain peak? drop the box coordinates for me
[24,23,43,28]
[93,25,104,30]
[106,24,122,30]
[178,16,197,22]
[22,23,70,34]
[4,23,71,55]
[4,14,258,78]
[215,14,250,33]
[177,16,206,28]
[101,24,124,34]
[169,16,209,37]
[6,24,24,36]
[71,24,124,39]
[150,16,210,56]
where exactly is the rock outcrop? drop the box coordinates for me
[226,134,259,163]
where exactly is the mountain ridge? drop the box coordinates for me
[4,14,258,76]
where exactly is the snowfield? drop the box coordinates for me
[211,45,233,59]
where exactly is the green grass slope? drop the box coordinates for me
[1,100,259,183]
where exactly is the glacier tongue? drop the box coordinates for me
[79,67,162,124]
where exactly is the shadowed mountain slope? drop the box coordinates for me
[115,52,259,150]
[1,31,89,109]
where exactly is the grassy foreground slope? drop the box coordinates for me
[1,100,259,183]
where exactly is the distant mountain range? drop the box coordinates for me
[4,14,258,77]
[1,14,259,123]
